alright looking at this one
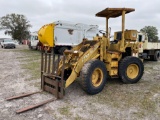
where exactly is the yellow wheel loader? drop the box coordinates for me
[38,7,144,97]
[6,8,144,113]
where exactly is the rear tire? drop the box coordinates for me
[118,56,144,84]
[150,55,154,61]
[79,59,107,95]
[153,51,160,61]
[150,51,160,61]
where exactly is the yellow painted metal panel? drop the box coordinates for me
[111,61,118,67]
[106,62,118,76]
[124,30,137,41]
[111,54,119,59]
[110,69,118,76]
[38,23,55,47]
[65,70,78,88]
[106,63,110,72]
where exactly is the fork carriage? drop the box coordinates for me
[6,48,66,113]
[41,48,65,99]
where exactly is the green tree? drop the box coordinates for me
[140,26,159,42]
[0,13,32,42]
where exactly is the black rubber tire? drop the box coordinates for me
[58,47,68,55]
[153,51,160,61]
[79,59,107,95]
[150,55,154,61]
[118,56,144,84]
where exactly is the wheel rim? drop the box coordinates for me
[92,68,103,87]
[127,64,139,79]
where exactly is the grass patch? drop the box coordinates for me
[15,49,41,81]
[140,97,156,112]
[144,66,153,70]
[21,61,41,80]
[13,48,39,53]
[44,108,58,119]
[58,106,71,116]
[33,82,41,88]
[74,115,83,120]
[90,78,159,119]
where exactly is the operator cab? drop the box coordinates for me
[96,8,136,52]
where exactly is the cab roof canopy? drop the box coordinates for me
[96,8,135,18]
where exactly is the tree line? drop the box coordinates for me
[0,13,31,43]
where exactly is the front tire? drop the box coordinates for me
[119,56,144,84]
[79,59,107,95]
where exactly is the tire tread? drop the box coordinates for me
[80,59,107,95]
[119,56,144,84]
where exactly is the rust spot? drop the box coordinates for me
[68,29,74,35]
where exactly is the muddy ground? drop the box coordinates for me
[0,45,159,120]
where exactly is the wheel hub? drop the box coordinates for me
[127,64,139,79]
[92,68,103,87]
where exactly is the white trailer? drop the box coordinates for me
[38,21,100,54]
[138,32,160,61]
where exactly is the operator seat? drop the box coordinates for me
[114,32,122,43]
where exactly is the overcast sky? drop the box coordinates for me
[0,0,160,38]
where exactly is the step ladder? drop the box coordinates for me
[106,51,121,77]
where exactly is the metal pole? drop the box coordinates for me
[120,10,126,52]
[106,17,109,38]
[41,51,44,89]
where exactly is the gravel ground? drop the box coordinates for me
[0,45,159,120]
